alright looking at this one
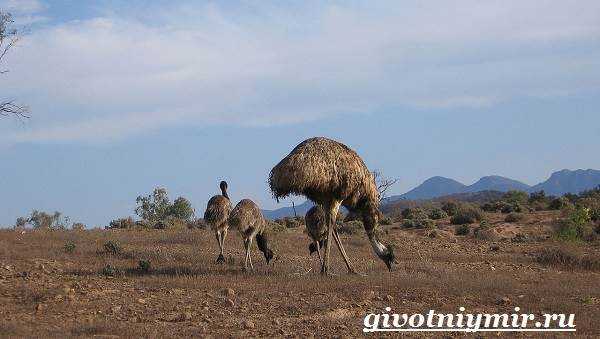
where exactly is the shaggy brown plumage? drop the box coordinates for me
[203,181,232,263]
[269,137,395,273]
[228,199,274,270]
[269,137,379,211]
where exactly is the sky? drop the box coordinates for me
[1,0,600,227]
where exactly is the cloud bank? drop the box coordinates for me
[2,1,600,143]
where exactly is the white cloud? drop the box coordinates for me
[2,1,600,143]
[0,0,45,13]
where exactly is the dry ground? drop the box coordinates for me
[1,211,599,338]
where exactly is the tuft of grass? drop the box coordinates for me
[63,241,76,253]
[138,260,151,273]
[103,241,121,255]
[455,224,470,236]
[101,264,121,276]
[536,246,600,271]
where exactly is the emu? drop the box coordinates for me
[228,199,274,270]
[203,181,231,263]
[269,137,395,274]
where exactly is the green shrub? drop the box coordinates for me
[503,190,529,205]
[455,224,470,236]
[441,201,459,216]
[481,202,499,212]
[505,213,524,223]
[401,208,427,220]
[555,206,593,241]
[101,264,120,276]
[267,220,287,233]
[402,218,435,229]
[275,216,304,229]
[338,220,363,235]
[549,197,571,210]
[450,206,483,225]
[138,260,151,273]
[107,217,136,229]
[103,241,121,255]
[63,242,76,253]
[500,202,524,214]
[380,217,393,225]
[428,208,447,220]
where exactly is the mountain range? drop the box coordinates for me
[263,169,600,219]
[387,169,600,202]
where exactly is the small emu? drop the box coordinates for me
[305,205,357,273]
[203,181,232,263]
[228,199,274,270]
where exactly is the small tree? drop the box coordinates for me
[372,170,398,202]
[1,12,28,119]
[135,187,171,224]
[169,197,195,222]
[134,187,195,227]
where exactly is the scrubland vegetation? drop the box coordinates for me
[2,186,600,336]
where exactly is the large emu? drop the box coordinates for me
[228,199,274,270]
[269,137,395,274]
[204,181,232,263]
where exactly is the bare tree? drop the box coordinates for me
[1,11,29,119]
[372,170,398,202]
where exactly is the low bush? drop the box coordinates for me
[337,220,363,235]
[138,260,151,273]
[275,216,304,229]
[107,217,136,230]
[402,218,435,229]
[103,241,121,255]
[441,201,459,216]
[63,242,76,253]
[428,208,447,220]
[536,246,600,271]
[401,208,427,220]
[505,213,524,223]
[380,217,393,225]
[455,224,470,236]
[101,264,121,277]
[450,205,483,225]
[555,206,594,241]
[549,197,571,210]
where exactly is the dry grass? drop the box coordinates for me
[536,245,600,271]
[1,215,600,337]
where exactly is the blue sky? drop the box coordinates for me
[1,0,600,226]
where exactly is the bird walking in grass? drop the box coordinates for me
[269,137,396,274]
[228,199,274,270]
[204,181,232,263]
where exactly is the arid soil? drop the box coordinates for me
[1,211,599,338]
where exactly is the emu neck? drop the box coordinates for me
[221,189,229,200]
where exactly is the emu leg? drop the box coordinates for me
[321,201,341,275]
[315,240,324,266]
[333,228,358,274]
[216,230,225,263]
[244,238,251,270]
[248,238,254,270]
